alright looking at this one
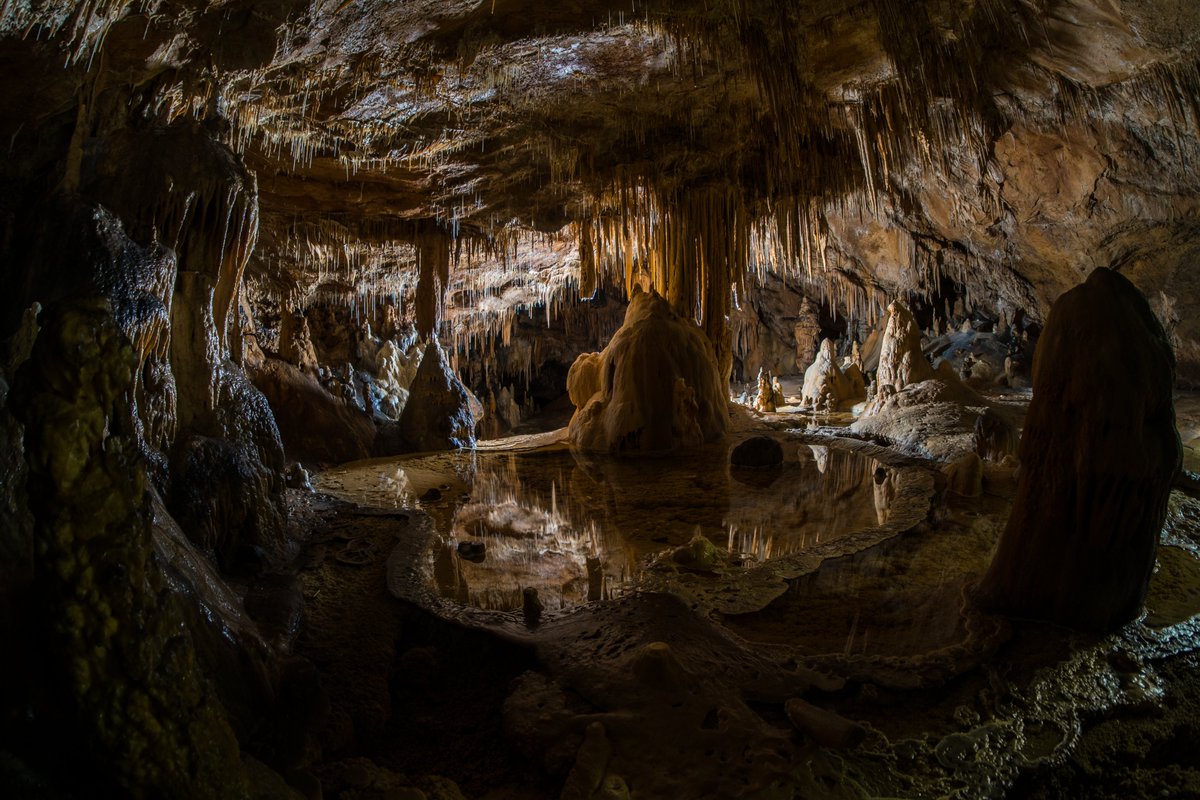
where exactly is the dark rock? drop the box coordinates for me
[523,587,544,628]
[456,540,486,562]
[251,357,377,464]
[420,487,443,502]
[285,462,313,490]
[170,434,285,571]
[730,436,784,467]
[979,268,1182,630]
[396,341,476,452]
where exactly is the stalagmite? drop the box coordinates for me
[801,339,866,410]
[568,287,728,454]
[875,301,934,393]
[396,340,476,452]
[979,269,1182,630]
[793,298,822,371]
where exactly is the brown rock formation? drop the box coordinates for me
[568,288,728,454]
[801,338,866,410]
[875,301,935,393]
[979,268,1182,630]
[396,340,476,452]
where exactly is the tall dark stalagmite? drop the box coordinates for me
[979,268,1182,630]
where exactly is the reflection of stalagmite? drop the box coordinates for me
[872,464,896,525]
[567,288,728,454]
[980,269,1181,630]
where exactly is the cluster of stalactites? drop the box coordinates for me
[574,179,897,350]
[0,0,136,65]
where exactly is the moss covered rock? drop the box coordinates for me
[10,297,249,799]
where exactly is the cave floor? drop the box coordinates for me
[287,402,1200,800]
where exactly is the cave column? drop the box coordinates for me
[415,230,452,340]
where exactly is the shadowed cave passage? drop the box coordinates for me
[1,2,1200,799]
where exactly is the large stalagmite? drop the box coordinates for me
[396,341,476,452]
[979,268,1182,630]
[568,287,728,454]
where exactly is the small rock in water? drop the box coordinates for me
[456,540,486,562]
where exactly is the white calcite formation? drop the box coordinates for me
[801,338,866,410]
[875,301,935,393]
[568,287,728,454]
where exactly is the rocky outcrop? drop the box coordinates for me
[793,298,823,372]
[979,268,1182,630]
[395,340,476,452]
[568,288,729,455]
[8,297,248,798]
[251,358,378,464]
[875,301,935,394]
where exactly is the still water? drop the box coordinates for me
[317,438,900,612]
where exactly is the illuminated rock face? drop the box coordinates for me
[875,302,934,393]
[801,338,866,410]
[568,288,728,455]
[980,268,1182,630]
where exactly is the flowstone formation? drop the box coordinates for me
[980,268,1182,630]
[568,288,729,455]
[8,298,247,799]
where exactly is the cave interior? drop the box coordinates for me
[3,1,1200,798]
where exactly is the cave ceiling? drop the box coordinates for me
[2,0,1200,358]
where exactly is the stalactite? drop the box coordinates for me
[415,228,452,339]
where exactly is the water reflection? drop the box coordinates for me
[317,439,897,613]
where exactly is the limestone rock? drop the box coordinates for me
[568,288,728,455]
[943,452,983,497]
[396,341,476,452]
[979,268,1182,630]
[278,309,319,373]
[251,358,377,464]
[875,301,935,393]
[753,368,776,412]
[793,297,823,371]
[801,338,866,410]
